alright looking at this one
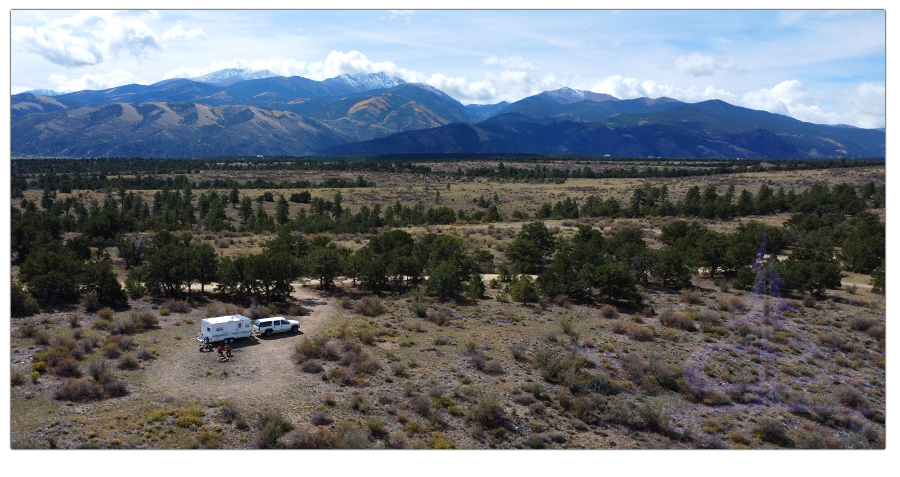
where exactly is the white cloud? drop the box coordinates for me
[843,82,885,128]
[161,50,561,104]
[48,69,140,92]
[587,75,736,104]
[389,10,415,19]
[11,11,202,68]
[674,52,735,77]
[739,80,842,125]
[11,86,32,94]
[161,24,206,42]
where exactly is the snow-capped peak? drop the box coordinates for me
[325,72,406,92]
[190,68,277,86]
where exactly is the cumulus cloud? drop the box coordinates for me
[12,11,200,67]
[587,75,736,103]
[162,24,206,42]
[675,52,735,77]
[739,80,842,125]
[162,50,560,104]
[843,82,885,128]
[48,69,140,93]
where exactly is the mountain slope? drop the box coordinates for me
[322,108,885,159]
[11,102,349,158]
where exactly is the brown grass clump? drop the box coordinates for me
[626,323,655,342]
[354,296,386,317]
[680,288,702,305]
[658,309,697,331]
[427,306,454,326]
[164,299,192,314]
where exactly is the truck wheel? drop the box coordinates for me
[264,329,273,337]
[291,325,299,333]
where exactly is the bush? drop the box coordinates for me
[301,360,324,373]
[354,296,386,317]
[87,359,113,384]
[469,393,505,429]
[334,422,371,449]
[256,410,294,449]
[599,304,618,319]
[118,354,140,370]
[54,357,82,377]
[427,306,454,326]
[658,309,697,331]
[133,311,159,330]
[67,314,81,328]
[112,316,139,335]
[105,378,128,397]
[98,307,115,321]
[753,416,793,447]
[11,282,40,317]
[627,323,655,342]
[286,428,335,449]
[11,370,26,386]
[311,411,333,426]
[509,342,528,362]
[365,417,388,439]
[82,292,100,312]
[220,403,242,423]
[55,379,102,401]
[680,288,702,305]
[164,299,192,313]
[136,348,157,361]
[409,300,428,318]
[103,343,121,359]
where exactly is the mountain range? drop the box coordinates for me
[11,70,885,159]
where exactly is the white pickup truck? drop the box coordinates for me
[253,316,300,337]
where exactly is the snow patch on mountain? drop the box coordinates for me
[324,72,405,92]
[190,68,277,86]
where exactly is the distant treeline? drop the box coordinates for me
[12,156,884,184]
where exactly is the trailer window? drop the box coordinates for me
[207,327,210,332]
[216,327,224,331]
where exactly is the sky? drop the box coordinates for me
[9,9,887,128]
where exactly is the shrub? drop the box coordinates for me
[350,392,371,413]
[112,316,139,335]
[559,316,578,338]
[133,311,159,330]
[483,360,505,375]
[659,309,697,331]
[850,316,876,332]
[599,304,618,319]
[301,359,323,374]
[118,354,140,370]
[365,417,388,439]
[353,296,385,317]
[55,379,102,401]
[753,416,793,447]
[11,370,27,386]
[256,410,294,449]
[32,361,48,375]
[286,428,336,449]
[428,306,454,326]
[98,307,115,321]
[469,393,505,429]
[87,359,113,384]
[136,348,156,361]
[219,403,242,423]
[409,300,428,318]
[67,314,81,328]
[627,323,655,342]
[54,357,82,377]
[334,422,371,449]
[104,378,128,397]
[103,343,121,359]
[164,299,192,313]
[509,342,528,362]
[82,292,100,312]
[680,288,702,305]
[311,411,333,426]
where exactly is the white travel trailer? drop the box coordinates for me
[197,315,252,351]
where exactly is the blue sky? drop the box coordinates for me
[9,9,886,128]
